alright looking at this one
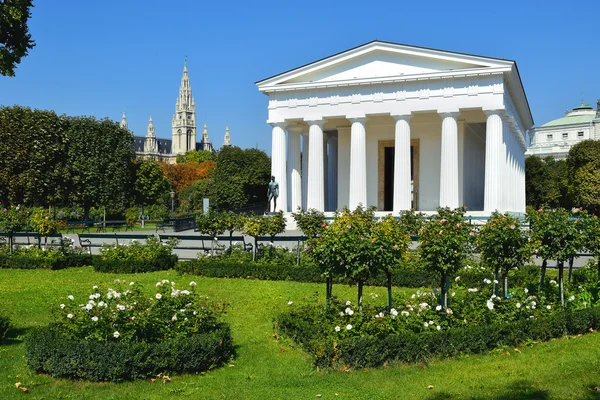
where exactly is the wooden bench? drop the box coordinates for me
[0,232,63,249]
[158,234,254,255]
[66,221,96,233]
[95,220,131,232]
[77,233,153,254]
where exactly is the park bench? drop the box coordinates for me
[158,234,254,256]
[66,220,96,233]
[0,232,63,249]
[77,233,153,254]
[95,220,131,233]
[156,218,176,232]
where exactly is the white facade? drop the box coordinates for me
[256,41,533,215]
[526,101,600,160]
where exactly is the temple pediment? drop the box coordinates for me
[257,41,514,91]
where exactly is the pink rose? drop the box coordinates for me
[321,224,326,228]
[346,224,351,229]
[534,249,539,254]
[393,245,399,250]
[440,219,447,224]
[456,223,461,227]
[537,209,542,213]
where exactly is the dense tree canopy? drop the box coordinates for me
[175,150,215,164]
[0,0,35,76]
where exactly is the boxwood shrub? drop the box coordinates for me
[0,253,93,270]
[26,323,234,381]
[92,254,178,273]
[176,259,540,289]
[275,306,600,369]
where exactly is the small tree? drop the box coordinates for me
[419,207,474,308]
[263,211,286,242]
[580,210,600,280]
[530,208,578,307]
[371,215,411,310]
[398,210,425,238]
[477,212,531,297]
[0,204,30,253]
[242,213,267,261]
[291,208,326,239]
[29,207,59,246]
[221,211,246,247]
[133,160,170,228]
[195,211,225,255]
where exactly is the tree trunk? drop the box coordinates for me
[440,273,448,308]
[325,277,332,309]
[502,274,508,298]
[141,205,145,228]
[358,280,363,312]
[8,234,12,255]
[567,257,574,283]
[558,261,565,308]
[386,270,393,312]
[252,237,257,261]
[494,270,500,297]
[539,259,547,290]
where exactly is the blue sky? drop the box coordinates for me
[1,0,598,153]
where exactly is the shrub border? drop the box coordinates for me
[92,254,178,273]
[25,323,234,382]
[0,254,93,270]
[275,306,600,369]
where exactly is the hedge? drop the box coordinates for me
[0,254,93,270]
[176,260,541,289]
[275,306,600,369]
[92,255,178,273]
[25,323,234,382]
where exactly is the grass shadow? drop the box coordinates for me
[426,379,550,400]
[1,326,32,345]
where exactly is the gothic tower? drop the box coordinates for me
[200,123,213,151]
[223,125,232,147]
[144,116,157,154]
[120,112,128,130]
[171,62,196,155]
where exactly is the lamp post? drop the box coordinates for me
[170,190,175,218]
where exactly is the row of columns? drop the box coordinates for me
[271,109,522,214]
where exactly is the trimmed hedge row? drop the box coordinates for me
[0,254,93,270]
[25,323,234,382]
[176,260,541,289]
[276,306,600,369]
[92,255,178,273]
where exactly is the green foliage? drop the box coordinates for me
[29,207,59,236]
[291,208,325,239]
[525,156,571,209]
[94,236,178,273]
[398,210,425,237]
[0,252,92,270]
[263,211,286,239]
[477,212,531,294]
[0,203,30,233]
[176,150,215,164]
[26,324,233,382]
[133,160,170,207]
[210,146,270,209]
[566,139,600,171]
[221,211,246,234]
[529,208,579,263]
[196,211,226,237]
[0,0,35,77]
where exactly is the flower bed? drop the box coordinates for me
[93,236,178,273]
[275,278,599,369]
[25,279,234,381]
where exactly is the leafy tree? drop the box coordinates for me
[160,160,215,194]
[0,0,35,76]
[525,156,551,209]
[210,146,270,209]
[242,213,267,261]
[221,211,246,247]
[0,203,30,253]
[176,150,215,164]
[195,211,225,254]
[371,215,411,310]
[263,211,286,242]
[580,210,600,279]
[133,160,170,228]
[0,106,69,207]
[398,210,425,237]
[567,140,600,171]
[291,208,325,239]
[419,207,474,308]
[571,163,600,214]
[477,212,530,297]
[529,208,579,307]
[545,157,571,209]
[65,116,135,220]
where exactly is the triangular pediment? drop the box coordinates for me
[257,41,514,89]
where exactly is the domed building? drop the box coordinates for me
[526,100,600,160]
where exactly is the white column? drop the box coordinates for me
[392,114,412,213]
[307,120,325,211]
[270,123,287,212]
[301,133,309,210]
[484,111,503,213]
[287,125,302,213]
[323,135,329,211]
[327,135,338,211]
[439,112,459,208]
[348,117,367,209]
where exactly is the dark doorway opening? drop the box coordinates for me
[384,147,394,211]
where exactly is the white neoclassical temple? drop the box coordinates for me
[256,41,533,217]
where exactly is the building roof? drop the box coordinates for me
[541,114,596,127]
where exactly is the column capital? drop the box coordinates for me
[269,121,287,129]
[391,113,413,122]
[438,110,460,119]
[287,123,304,134]
[347,115,367,124]
[482,108,506,118]
[304,118,325,128]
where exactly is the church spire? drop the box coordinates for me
[200,123,213,151]
[146,116,155,137]
[172,60,197,155]
[120,112,128,130]
[223,126,232,147]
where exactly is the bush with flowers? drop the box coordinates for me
[25,279,233,381]
[93,236,178,273]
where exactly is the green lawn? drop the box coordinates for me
[0,268,599,400]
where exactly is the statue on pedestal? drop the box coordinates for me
[267,176,279,213]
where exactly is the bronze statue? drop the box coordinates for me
[267,175,279,212]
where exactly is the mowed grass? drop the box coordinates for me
[0,268,599,400]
